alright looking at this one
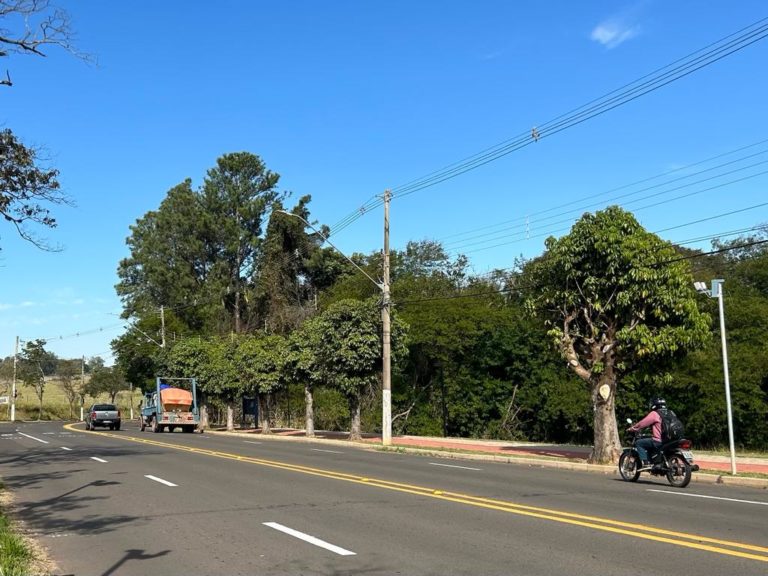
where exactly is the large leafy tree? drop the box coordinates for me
[525,206,710,464]
[18,339,56,418]
[165,337,243,431]
[200,152,284,333]
[84,365,126,403]
[312,298,408,441]
[258,197,329,334]
[285,318,324,438]
[235,334,287,433]
[116,153,285,338]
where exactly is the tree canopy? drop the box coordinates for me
[525,206,711,463]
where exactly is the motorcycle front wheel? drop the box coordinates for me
[666,453,692,488]
[618,451,641,482]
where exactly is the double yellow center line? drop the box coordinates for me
[64,424,768,563]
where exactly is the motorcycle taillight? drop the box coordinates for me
[679,439,692,450]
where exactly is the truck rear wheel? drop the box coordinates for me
[152,418,162,433]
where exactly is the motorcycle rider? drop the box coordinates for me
[626,396,666,469]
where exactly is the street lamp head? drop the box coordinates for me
[693,281,708,293]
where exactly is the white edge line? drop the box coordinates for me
[61,447,73,451]
[145,474,177,487]
[244,441,263,445]
[429,462,482,471]
[91,457,108,463]
[263,522,356,556]
[311,448,344,454]
[648,488,768,506]
[17,431,49,444]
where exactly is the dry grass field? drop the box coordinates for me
[0,377,142,422]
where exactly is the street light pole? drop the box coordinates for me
[695,279,737,475]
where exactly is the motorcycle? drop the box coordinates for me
[618,419,700,488]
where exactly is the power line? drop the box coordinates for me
[439,141,768,248]
[390,18,768,199]
[327,17,768,238]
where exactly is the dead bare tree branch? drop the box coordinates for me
[0,0,94,88]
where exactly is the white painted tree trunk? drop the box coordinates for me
[304,384,314,438]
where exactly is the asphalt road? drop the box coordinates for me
[1,421,767,576]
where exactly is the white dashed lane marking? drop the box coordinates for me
[145,475,177,487]
[429,462,482,471]
[263,522,356,556]
[18,432,49,444]
[648,489,768,506]
[91,457,108,463]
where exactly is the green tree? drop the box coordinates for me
[312,298,408,441]
[285,319,324,438]
[200,152,284,333]
[84,365,126,403]
[116,153,286,338]
[525,206,710,463]
[18,339,55,418]
[166,337,243,431]
[57,359,81,419]
[0,129,70,250]
[235,334,287,433]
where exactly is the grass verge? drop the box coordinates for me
[0,485,34,576]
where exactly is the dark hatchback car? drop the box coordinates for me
[85,403,122,431]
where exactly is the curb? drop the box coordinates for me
[208,430,768,490]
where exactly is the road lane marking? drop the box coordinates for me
[311,448,344,454]
[62,422,768,564]
[244,441,263,445]
[61,447,72,451]
[648,489,768,506]
[18,432,49,444]
[263,522,356,556]
[43,432,56,435]
[91,457,108,463]
[145,475,177,487]
[429,462,482,471]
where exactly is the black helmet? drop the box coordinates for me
[648,396,666,410]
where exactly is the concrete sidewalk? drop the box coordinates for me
[224,427,768,486]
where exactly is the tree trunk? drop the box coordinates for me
[226,402,235,431]
[258,394,272,434]
[588,372,621,464]
[37,388,43,421]
[349,394,362,441]
[304,384,315,438]
[200,404,209,430]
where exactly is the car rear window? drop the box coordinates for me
[94,404,116,411]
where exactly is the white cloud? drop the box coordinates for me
[591,20,640,49]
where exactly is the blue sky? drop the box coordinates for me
[2,1,767,364]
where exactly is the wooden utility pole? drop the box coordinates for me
[382,190,392,446]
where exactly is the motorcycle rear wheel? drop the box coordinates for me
[666,453,692,488]
[619,451,641,482]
